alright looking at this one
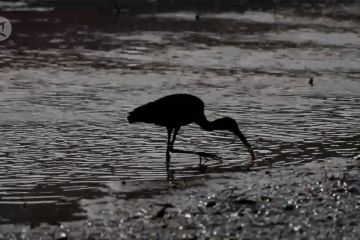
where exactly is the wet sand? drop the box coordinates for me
[0,5,360,239]
[1,157,360,239]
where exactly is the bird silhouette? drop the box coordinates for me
[128,94,256,172]
[309,78,314,86]
[195,13,201,21]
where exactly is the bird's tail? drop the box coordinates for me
[127,111,136,124]
[128,100,159,124]
[127,102,154,124]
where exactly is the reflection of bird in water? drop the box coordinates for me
[128,94,256,172]
[309,78,314,86]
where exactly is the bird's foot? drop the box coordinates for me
[197,152,221,172]
[198,163,207,173]
[245,163,253,171]
[244,157,256,170]
[167,172,175,183]
[197,152,222,161]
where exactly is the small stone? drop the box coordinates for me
[349,186,360,195]
[155,208,166,218]
[153,203,174,219]
[206,201,216,208]
[184,213,191,219]
[234,198,257,206]
[283,204,296,211]
[261,196,272,202]
[55,231,67,240]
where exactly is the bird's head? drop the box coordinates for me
[213,117,256,161]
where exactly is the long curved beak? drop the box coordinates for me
[235,129,256,162]
[246,145,256,161]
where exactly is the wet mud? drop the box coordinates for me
[0,4,360,239]
[2,157,360,239]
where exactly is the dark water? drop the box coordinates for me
[0,8,359,224]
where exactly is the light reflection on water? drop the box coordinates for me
[0,11,359,224]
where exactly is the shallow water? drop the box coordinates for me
[0,10,359,224]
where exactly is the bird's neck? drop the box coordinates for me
[196,116,224,131]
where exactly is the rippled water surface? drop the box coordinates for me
[0,10,359,224]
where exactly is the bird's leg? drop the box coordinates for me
[170,148,221,161]
[166,128,172,172]
[169,127,180,151]
[167,128,221,164]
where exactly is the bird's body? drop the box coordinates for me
[128,94,255,171]
[128,94,204,128]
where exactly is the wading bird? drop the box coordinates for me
[309,78,314,86]
[128,94,256,171]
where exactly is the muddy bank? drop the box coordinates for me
[1,157,360,239]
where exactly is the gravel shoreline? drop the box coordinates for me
[1,157,360,239]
